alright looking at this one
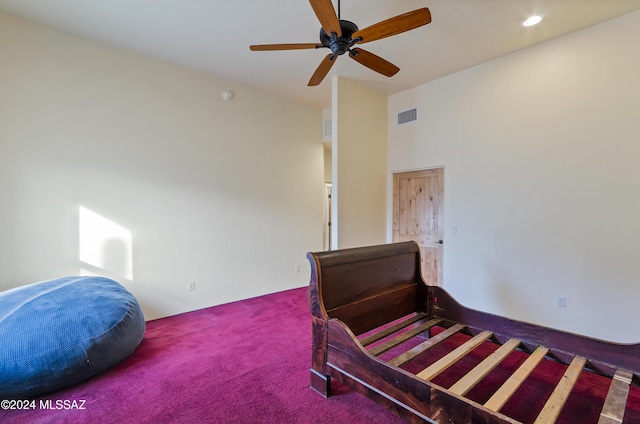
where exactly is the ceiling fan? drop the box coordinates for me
[249,0,432,86]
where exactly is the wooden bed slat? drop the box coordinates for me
[484,346,549,412]
[388,323,465,368]
[368,319,441,356]
[533,355,587,424]
[359,313,428,347]
[416,330,493,381]
[449,338,521,396]
[598,368,633,424]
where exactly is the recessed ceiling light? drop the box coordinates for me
[523,16,542,27]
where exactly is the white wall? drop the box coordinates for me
[322,107,332,183]
[332,77,387,249]
[0,12,324,320]
[388,11,640,342]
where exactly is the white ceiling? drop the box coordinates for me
[1,0,640,109]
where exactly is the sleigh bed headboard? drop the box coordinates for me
[307,241,428,335]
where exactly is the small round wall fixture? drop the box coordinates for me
[222,90,233,101]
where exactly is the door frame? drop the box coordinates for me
[324,183,332,251]
[389,166,445,285]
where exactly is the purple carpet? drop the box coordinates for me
[1,287,404,424]
[3,286,640,423]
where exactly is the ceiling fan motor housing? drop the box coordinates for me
[320,20,359,56]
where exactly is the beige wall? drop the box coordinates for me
[0,12,324,320]
[388,10,640,342]
[332,77,387,249]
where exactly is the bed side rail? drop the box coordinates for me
[430,285,640,377]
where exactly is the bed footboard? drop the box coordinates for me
[307,241,640,423]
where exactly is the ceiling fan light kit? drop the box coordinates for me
[249,0,432,86]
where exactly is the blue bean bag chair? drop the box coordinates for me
[0,276,145,398]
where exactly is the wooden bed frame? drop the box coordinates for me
[307,241,640,423]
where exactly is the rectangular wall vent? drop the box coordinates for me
[397,108,418,126]
[323,119,332,138]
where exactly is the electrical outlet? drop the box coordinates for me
[188,281,196,292]
[557,296,566,307]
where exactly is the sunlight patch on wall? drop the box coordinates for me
[79,206,133,280]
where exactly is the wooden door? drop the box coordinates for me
[392,168,444,286]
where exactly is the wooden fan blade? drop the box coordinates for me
[349,48,399,77]
[308,54,337,86]
[352,8,431,43]
[309,0,342,37]
[250,43,324,51]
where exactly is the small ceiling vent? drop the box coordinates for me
[323,119,332,138]
[397,108,418,126]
